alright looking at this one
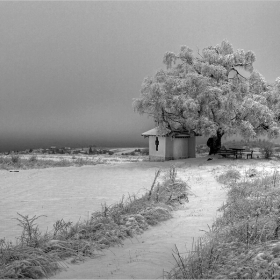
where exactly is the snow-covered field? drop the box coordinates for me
[1,160,153,242]
[1,155,280,278]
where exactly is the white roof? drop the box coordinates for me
[142,127,171,137]
[141,127,197,138]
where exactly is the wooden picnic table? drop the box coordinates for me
[217,149,237,158]
[229,148,254,159]
[217,148,253,159]
[229,148,246,151]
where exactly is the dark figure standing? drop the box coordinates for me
[207,129,223,155]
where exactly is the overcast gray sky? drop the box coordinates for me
[0,1,280,151]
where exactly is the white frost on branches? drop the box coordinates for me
[133,40,280,140]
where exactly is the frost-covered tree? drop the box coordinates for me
[133,40,280,154]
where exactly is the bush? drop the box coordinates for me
[11,155,20,164]
[28,155,38,162]
[216,168,241,184]
[0,156,11,165]
[260,141,274,159]
[140,148,149,155]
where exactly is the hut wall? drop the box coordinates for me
[149,136,166,161]
[173,138,189,159]
[165,137,174,160]
[188,136,196,158]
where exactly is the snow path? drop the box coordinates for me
[52,159,228,279]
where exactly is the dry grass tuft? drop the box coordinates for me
[216,168,241,185]
[0,241,61,279]
[166,169,280,279]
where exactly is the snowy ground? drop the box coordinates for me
[1,155,280,278]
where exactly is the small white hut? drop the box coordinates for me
[142,127,198,161]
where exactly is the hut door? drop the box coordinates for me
[155,137,159,151]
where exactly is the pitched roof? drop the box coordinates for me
[142,127,197,138]
[142,127,171,137]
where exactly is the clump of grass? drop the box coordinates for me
[0,156,13,169]
[0,166,190,278]
[0,214,64,279]
[0,155,22,169]
[0,155,106,170]
[16,213,48,247]
[74,157,104,166]
[216,168,241,185]
[11,155,21,164]
[167,169,280,279]
[0,239,61,279]
[28,155,37,162]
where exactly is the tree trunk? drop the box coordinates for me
[207,130,223,155]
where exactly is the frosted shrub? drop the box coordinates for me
[29,155,38,162]
[11,154,20,164]
[216,168,241,184]
[260,141,274,159]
